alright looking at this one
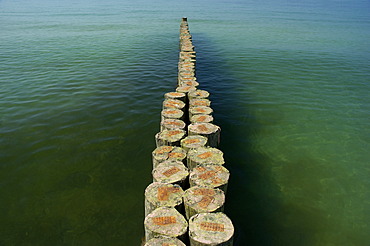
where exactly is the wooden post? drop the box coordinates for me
[161,108,184,122]
[189,99,211,107]
[176,85,197,94]
[163,99,186,110]
[183,186,225,220]
[165,92,186,102]
[188,89,210,101]
[161,119,186,131]
[144,207,188,242]
[152,160,189,188]
[155,129,186,147]
[188,212,234,246]
[188,123,221,148]
[179,80,199,88]
[180,135,208,153]
[144,182,184,217]
[152,146,187,168]
[190,114,214,124]
[144,236,186,246]
[187,146,225,170]
[189,164,230,193]
[189,106,213,120]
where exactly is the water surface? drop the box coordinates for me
[1,0,369,245]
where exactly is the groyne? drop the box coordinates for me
[143,18,234,246]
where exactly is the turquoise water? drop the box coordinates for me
[1,0,369,245]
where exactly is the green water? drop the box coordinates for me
[1,0,369,245]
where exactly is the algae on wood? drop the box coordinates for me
[152,160,189,187]
[163,99,186,110]
[144,207,188,242]
[188,212,234,246]
[188,89,210,100]
[161,119,186,131]
[187,147,224,170]
[189,106,213,119]
[188,123,221,148]
[189,99,211,107]
[155,129,186,147]
[190,114,213,124]
[183,186,225,220]
[180,135,208,153]
[144,182,184,217]
[176,86,197,94]
[161,108,184,121]
[152,146,186,168]
[165,92,186,102]
[189,164,230,193]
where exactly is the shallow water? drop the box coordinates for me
[1,0,369,245]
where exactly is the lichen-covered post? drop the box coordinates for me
[179,79,199,88]
[161,119,186,131]
[155,129,186,147]
[165,92,186,103]
[161,108,185,122]
[144,236,186,246]
[144,182,184,217]
[188,89,210,101]
[152,146,187,168]
[187,146,225,170]
[176,85,197,94]
[144,207,188,242]
[163,99,186,111]
[152,160,189,188]
[190,114,214,124]
[188,123,221,148]
[183,186,225,220]
[189,164,230,193]
[189,99,211,107]
[180,135,208,153]
[189,106,213,120]
[188,212,234,246]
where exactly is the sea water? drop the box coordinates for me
[0,0,369,245]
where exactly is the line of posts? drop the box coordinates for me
[143,18,234,246]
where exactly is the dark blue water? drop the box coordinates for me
[1,0,369,245]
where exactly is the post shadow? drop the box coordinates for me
[192,33,321,246]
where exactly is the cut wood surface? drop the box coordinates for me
[190,114,214,124]
[161,119,186,131]
[188,212,234,246]
[189,106,213,119]
[188,123,221,148]
[180,135,208,153]
[165,92,186,102]
[176,86,197,94]
[161,108,184,121]
[187,147,224,170]
[183,186,225,220]
[144,207,188,242]
[179,80,199,88]
[163,99,186,110]
[188,89,210,100]
[152,160,189,187]
[155,129,186,147]
[152,146,187,168]
[189,99,211,107]
[144,182,184,217]
[144,236,186,246]
[189,164,230,193]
